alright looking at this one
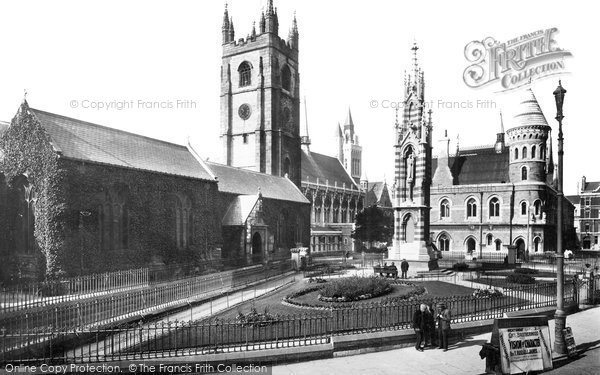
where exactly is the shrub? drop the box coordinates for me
[319,276,392,302]
[235,307,276,327]
[452,262,470,271]
[473,288,503,298]
[506,274,536,284]
[514,268,538,275]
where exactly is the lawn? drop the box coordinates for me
[203,279,478,321]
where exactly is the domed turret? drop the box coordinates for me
[505,88,551,183]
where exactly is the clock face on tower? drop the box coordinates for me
[238,104,251,120]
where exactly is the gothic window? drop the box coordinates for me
[175,195,192,249]
[487,234,493,246]
[281,65,292,91]
[533,200,541,216]
[489,197,500,218]
[14,175,36,254]
[438,234,450,251]
[440,199,450,219]
[238,62,252,87]
[522,146,528,159]
[514,148,519,160]
[540,145,546,160]
[521,166,528,181]
[467,198,477,218]
[531,145,537,159]
[534,237,541,252]
[495,239,502,251]
[100,190,129,251]
[521,201,528,216]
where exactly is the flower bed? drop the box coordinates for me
[318,276,392,302]
[282,278,427,309]
[472,288,504,298]
[235,307,277,327]
[514,268,539,275]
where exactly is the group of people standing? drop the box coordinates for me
[412,302,451,352]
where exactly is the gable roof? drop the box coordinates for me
[433,146,510,185]
[301,150,358,190]
[206,161,309,204]
[28,108,215,181]
[222,195,259,226]
[365,181,392,207]
[565,195,580,205]
[582,181,600,193]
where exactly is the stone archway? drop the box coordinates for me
[403,214,415,243]
[466,237,476,254]
[515,238,525,260]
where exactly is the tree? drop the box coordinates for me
[352,205,393,246]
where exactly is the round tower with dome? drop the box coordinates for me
[506,89,552,184]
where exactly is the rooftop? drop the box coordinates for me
[301,150,358,190]
[433,146,510,185]
[29,107,215,181]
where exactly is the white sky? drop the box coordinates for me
[1,0,597,195]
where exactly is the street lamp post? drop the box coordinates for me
[553,80,567,355]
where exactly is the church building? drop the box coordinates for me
[0,0,311,282]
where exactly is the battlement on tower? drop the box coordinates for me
[222,32,298,61]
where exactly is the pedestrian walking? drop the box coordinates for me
[436,302,451,351]
[400,259,409,279]
[412,304,427,351]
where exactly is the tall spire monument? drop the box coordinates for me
[390,43,433,261]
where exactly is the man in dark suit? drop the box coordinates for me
[437,303,452,351]
[400,259,409,279]
[412,304,427,351]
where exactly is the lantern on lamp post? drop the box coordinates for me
[553,80,567,355]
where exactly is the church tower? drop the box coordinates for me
[336,108,363,184]
[220,1,301,186]
[390,43,433,261]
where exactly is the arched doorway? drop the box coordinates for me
[515,238,525,260]
[403,215,414,243]
[466,238,476,255]
[252,232,262,257]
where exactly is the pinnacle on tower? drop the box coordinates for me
[495,111,506,153]
[264,0,279,34]
[344,108,354,128]
[251,21,256,39]
[259,11,266,33]
[288,12,299,49]
[222,3,230,44]
[228,16,235,41]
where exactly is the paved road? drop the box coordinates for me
[272,306,600,375]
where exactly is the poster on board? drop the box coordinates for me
[498,325,552,374]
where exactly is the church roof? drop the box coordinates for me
[29,108,215,181]
[301,150,359,190]
[513,88,550,128]
[433,146,510,185]
[206,161,309,204]
[566,195,580,205]
[221,194,259,226]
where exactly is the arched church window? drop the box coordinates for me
[534,237,541,252]
[495,239,502,251]
[175,195,192,249]
[438,234,450,251]
[467,198,477,218]
[100,188,129,251]
[238,62,252,87]
[487,234,493,246]
[533,200,541,216]
[514,148,519,160]
[531,145,537,159]
[521,201,528,216]
[489,197,500,218]
[281,65,292,91]
[522,146,528,159]
[440,199,450,219]
[521,166,528,181]
[14,175,36,254]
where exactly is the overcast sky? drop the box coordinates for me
[1,0,597,195]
